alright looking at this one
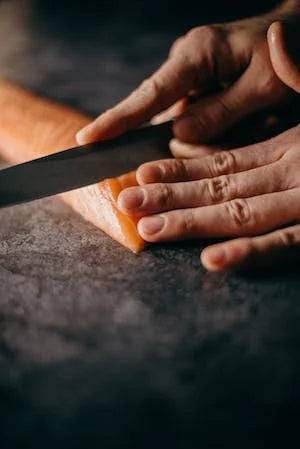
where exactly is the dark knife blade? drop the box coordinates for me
[0,121,173,208]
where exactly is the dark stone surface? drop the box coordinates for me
[0,1,299,448]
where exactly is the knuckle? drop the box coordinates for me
[186,25,219,45]
[185,25,226,71]
[226,198,252,230]
[240,237,255,257]
[156,184,174,208]
[139,77,158,96]
[210,151,237,176]
[168,159,188,179]
[136,76,164,111]
[207,175,235,203]
[138,77,161,102]
[169,35,185,56]
[279,161,297,188]
[181,210,197,236]
[230,237,254,259]
[277,229,298,247]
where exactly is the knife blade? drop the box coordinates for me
[0,121,173,208]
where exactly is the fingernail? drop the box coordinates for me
[138,164,164,183]
[173,115,201,142]
[269,28,276,44]
[76,124,94,144]
[139,215,165,235]
[118,188,145,211]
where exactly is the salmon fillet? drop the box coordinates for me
[0,79,145,252]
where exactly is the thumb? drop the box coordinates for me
[267,21,300,93]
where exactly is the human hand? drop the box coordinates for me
[169,17,300,159]
[76,1,298,146]
[117,125,300,271]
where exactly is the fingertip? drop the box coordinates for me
[169,138,196,158]
[169,138,216,159]
[201,240,251,271]
[200,246,227,272]
[169,138,182,157]
[169,138,186,154]
[117,187,145,214]
[76,123,94,145]
[137,215,166,240]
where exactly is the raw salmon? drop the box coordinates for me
[0,79,145,252]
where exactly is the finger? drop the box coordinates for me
[151,99,187,125]
[151,87,222,126]
[76,23,242,145]
[173,41,289,144]
[170,106,299,158]
[118,163,292,216]
[169,115,278,159]
[169,138,224,159]
[201,223,300,272]
[137,131,286,184]
[137,188,300,242]
[268,22,300,93]
[119,161,289,215]
[76,56,196,144]
[168,113,283,159]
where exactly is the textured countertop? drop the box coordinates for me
[0,1,299,448]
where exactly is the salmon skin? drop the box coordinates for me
[0,79,148,252]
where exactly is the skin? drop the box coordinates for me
[268,21,300,93]
[76,1,298,145]
[76,1,300,270]
[118,20,300,271]
[119,123,300,271]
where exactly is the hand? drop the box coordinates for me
[76,1,298,146]
[117,125,300,271]
[169,17,300,160]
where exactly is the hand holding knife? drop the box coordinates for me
[0,121,172,208]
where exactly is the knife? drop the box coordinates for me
[0,121,173,208]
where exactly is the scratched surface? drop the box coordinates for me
[0,1,300,448]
